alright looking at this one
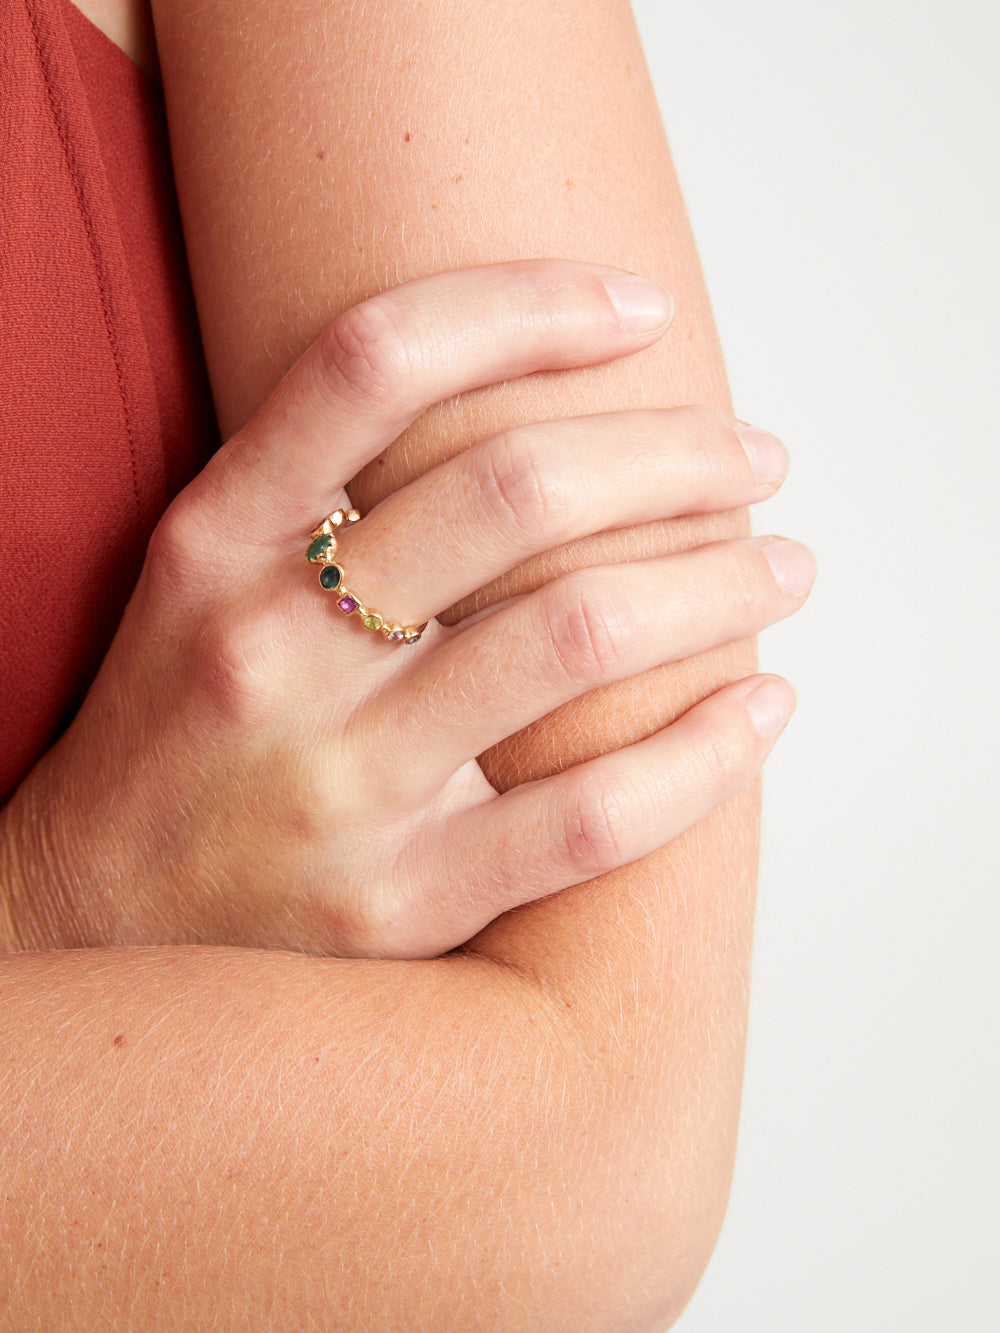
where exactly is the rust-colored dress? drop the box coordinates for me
[0,0,217,804]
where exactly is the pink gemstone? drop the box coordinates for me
[338,596,358,614]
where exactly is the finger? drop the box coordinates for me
[368,536,815,799]
[193,260,675,535]
[313,407,789,627]
[429,674,797,936]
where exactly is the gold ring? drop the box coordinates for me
[306,507,428,644]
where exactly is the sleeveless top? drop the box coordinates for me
[0,0,217,805]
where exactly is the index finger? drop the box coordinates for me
[195,259,674,535]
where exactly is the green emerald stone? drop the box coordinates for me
[319,564,343,591]
[362,613,383,631]
[307,533,333,562]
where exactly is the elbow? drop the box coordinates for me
[485,1030,737,1330]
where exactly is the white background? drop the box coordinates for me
[632,2,999,1328]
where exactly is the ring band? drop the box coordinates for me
[307,507,428,644]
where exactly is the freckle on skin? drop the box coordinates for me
[112,1034,126,1047]
[316,149,325,160]
[453,172,463,183]
[404,131,411,142]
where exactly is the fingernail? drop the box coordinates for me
[734,423,789,487]
[746,678,797,739]
[759,538,817,597]
[600,274,675,334]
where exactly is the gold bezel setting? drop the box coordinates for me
[307,508,427,644]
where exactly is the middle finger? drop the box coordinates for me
[315,406,787,631]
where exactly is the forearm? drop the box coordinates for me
[0,947,675,1331]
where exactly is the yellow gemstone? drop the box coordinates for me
[362,613,383,631]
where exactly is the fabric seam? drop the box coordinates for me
[23,0,144,529]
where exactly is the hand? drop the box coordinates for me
[0,260,813,958]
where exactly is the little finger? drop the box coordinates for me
[426,674,797,937]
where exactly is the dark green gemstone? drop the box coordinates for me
[307,533,333,562]
[319,564,343,591]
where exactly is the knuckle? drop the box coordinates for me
[691,717,751,793]
[673,404,743,494]
[542,572,641,687]
[327,887,406,959]
[145,452,258,599]
[478,425,571,544]
[318,297,415,406]
[672,402,720,440]
[254,766,412,960]
[192,604,288,728]
[561,777,635,876]
[724,545,772,621]
[293,752,424,959]
[322,846,420,960]
[517,261,575,324]
[145,491,214,588]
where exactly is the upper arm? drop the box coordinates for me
[152,0,731,438]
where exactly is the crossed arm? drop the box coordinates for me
[1,2,770,1327]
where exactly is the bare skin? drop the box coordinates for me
[0,2,815,1327]
[2,265,807,959]
[68,0,157,72]
[149,0,764,1169]
[0,269,809,1330]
